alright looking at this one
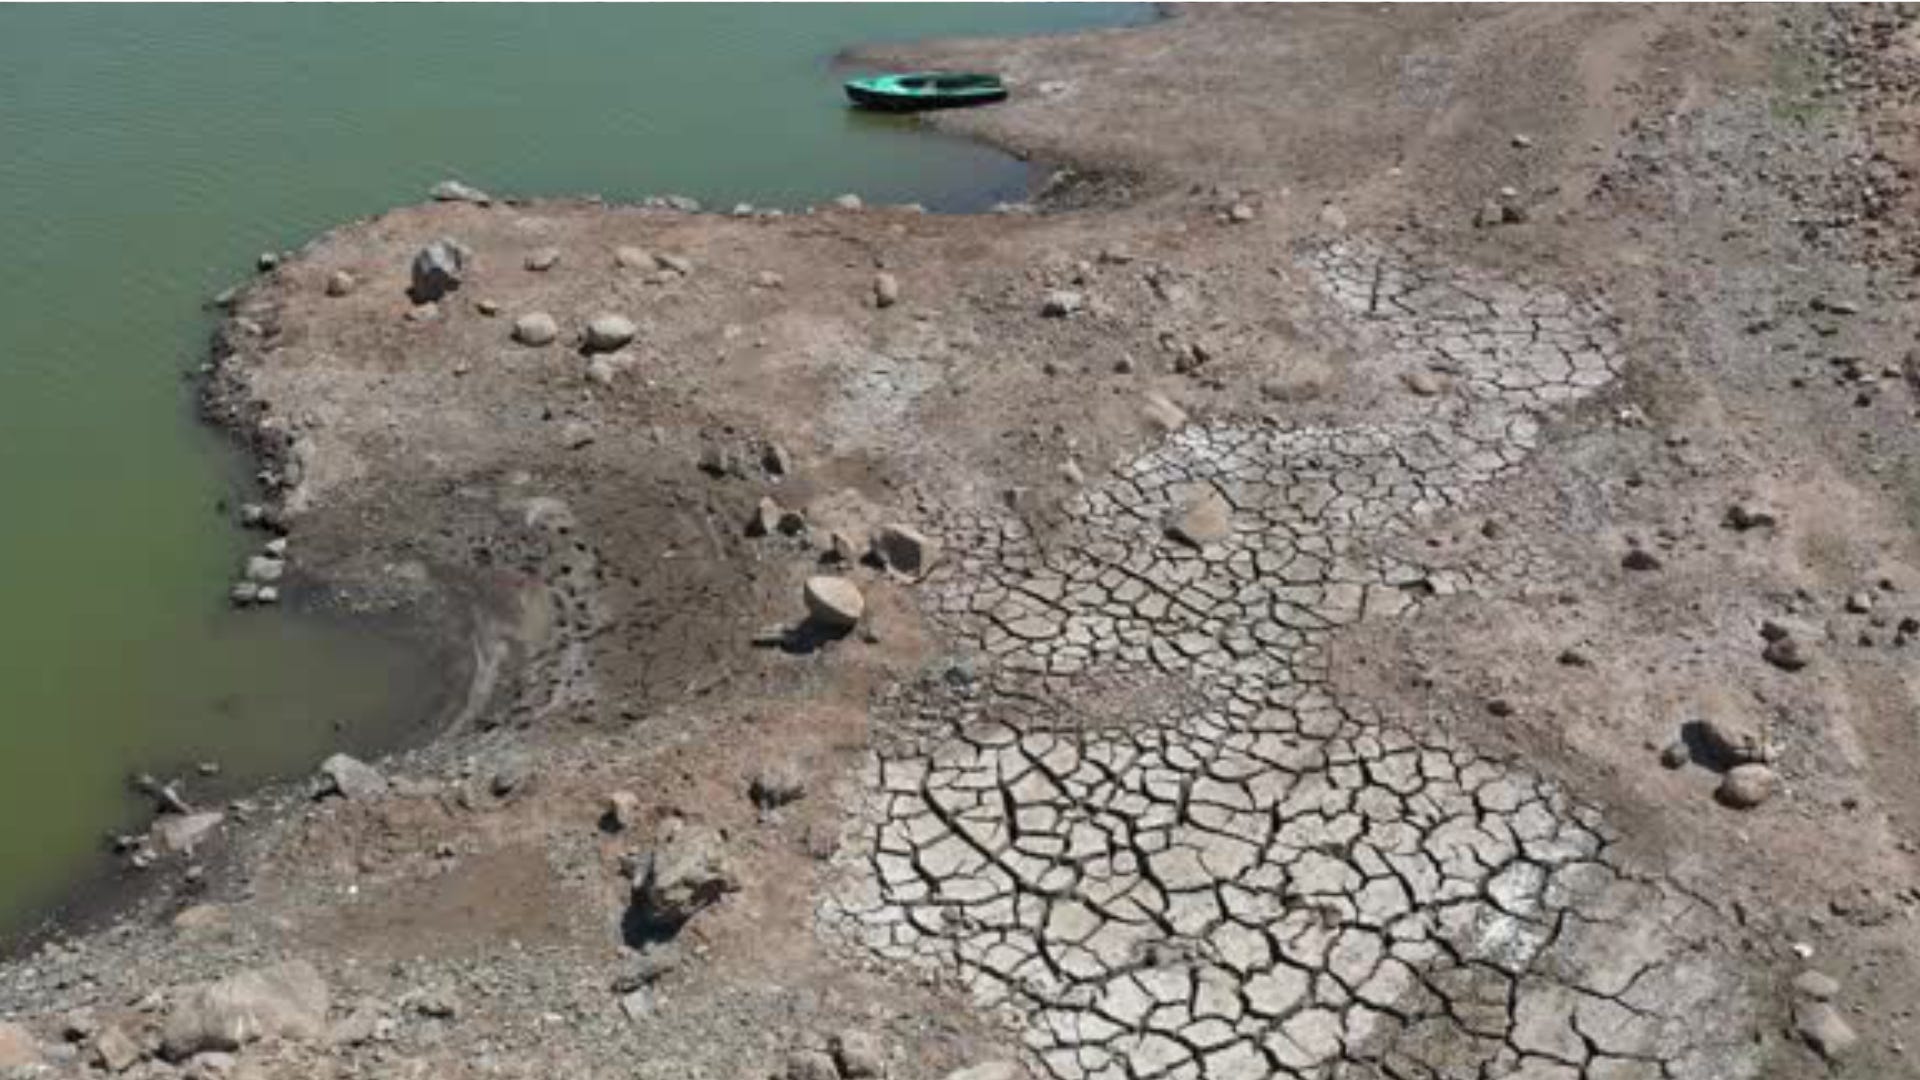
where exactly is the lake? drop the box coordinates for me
[0,2,1147,934]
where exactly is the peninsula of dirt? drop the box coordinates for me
[4,6,1920,1080]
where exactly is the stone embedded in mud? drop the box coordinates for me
[872,523,939,578]
[803,576,865,631]
[161,960,329,1060]
[1694,717,1769,767]
[1716,763,1778,809]
[317,753,388,801]
[408,238,469,304]
[1166,489,1232,549]
[584,314,636,353]
[614,246,651,270]
[1795,1000,1857,1061]
[630,823,737,928]
[512,311,558,347]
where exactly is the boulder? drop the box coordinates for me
[429,179,490,204]
[831,1031,884,1079]
[512,311,558,347]
[1167,490,1233,549]
[317,753,388,800]
[0,1022,42,1069]
[630,824,737,928]
[161,960,329,1060]
[152,811,224,856]
[872,523,940,578]
[803,576,865,631]
[408,238,469,304]
[1715,764,1777,809]
[584,314,636,353]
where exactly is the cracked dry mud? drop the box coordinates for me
[824,241,1749,1080]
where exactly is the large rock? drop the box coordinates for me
[630,824,737,928]
[316,753,388,800]
[1167,489,1233,548]
[408,238,469,303]
[0,1022,42,1069]
[872,523,940,578]
[161,960,329,1060]
[803,576,865,631]
[511,311,558,347]
[152,811,224,856]
[584,314,636,353]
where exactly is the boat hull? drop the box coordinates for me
[845,82,1007,113]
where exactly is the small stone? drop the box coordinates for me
[872,523,940,578]
[803,576,865,631]
[1166,489,1232,548]
[584,314,636,353]
[618,988,653,1023]
[831,1031,884,1079]
[1317,203,1349,230]
[755,270,785,289]
[1486,698,1515,718]
[1762,635,1808,671]
[1694,717,1769,767]
[408,238,469,303]
[429,179,490,204]
[524,247,561,272]
[264,537,288,557]
[586,357,617,387]
[786,1050,840,1080]
[654,252,693,276]
[762,443,793,476]
[317,754,388,800]
[254,585,279,605]
[229,582,260,607]
[1041,290,1085,318]
[833,193,864,211]
[1621,547,1662,571]
[631,824,737,927]
[1141,392,1188,433]
[1059,460,1086,486]
[1715,764,1778,809]
[257,252,280,272]
[1658,741,1690,769]
[1794,1000,1857,1061]
[1725,502,1778,530]
[153,811,224,856]
[476,299,501,317]
[1846,591,1873,614]
[1227,203,1256,223]
[605,790,642,831]
[1402,370,1444,397]
[560,421,595,449]
[244,556,285,584]
[1511,133,1534,148]
[1792,970,1841,1001]
[512,311,559,347]
[93,1026,141,1073]
[324,271,356,297]
[873,272,900,309]
[748,497,783,538]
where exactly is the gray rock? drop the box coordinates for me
[152,811,224,856]
[229,582,260,607]
[584,314,636,353]
[409,238,469,303]
[630,824,737,927]
[831,1031,884,1079]
[161,960,329,1060]
[1621,547,1662,571]
[317,753,388,801]
[755,270,785,290]
[93,1026,141,1073]
[618,987,653,1023]
[429,179,490,204]
[786,1050,840,1080]
[803,576,865,631]
[1167,490,1233,548]
[523,247,561,272]
[941,1065,1020,1080]
[1792,970,1841,1001]
[1715,764,1778,809]
[1402,370,1444,397]
[324,271,357,298]
[749,763,806,810]
[654,252,693,276]
[614,246,652,270]
[585,357,617,387]
[1725,502,1778,531]
[1227,203,1256,223]
[1696,717,1769,766]
[1658,741,1690,769]
[512,311,558,347]
[833,193,864,211]
[1762,635,1808,671]
[1794,1000,1856,1061]
[561,420,596,449]
[257,252,280,272]
[872,523,940,578]
[605,790,641,832]
[1141,392,1188,433]
[1846,591,1874,614]
[243,556,285,584]
[1041,290,1085,318]
[873,273,900,309]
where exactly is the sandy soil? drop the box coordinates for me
[4,6,1920,1080]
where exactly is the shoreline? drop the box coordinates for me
[3,6,1918,1080]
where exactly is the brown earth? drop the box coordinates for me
[4,6,1920,1080]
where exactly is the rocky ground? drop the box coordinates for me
[5,5,1920,1080]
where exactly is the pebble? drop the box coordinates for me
[584,314,636,353]
[512,312,558,347]
[833,193,864,211]
[874,272,900,309]
[614,246,651,270]
[1658,741,1690,769]
[257,252,280,272]
[1725,501,1778,530]
[1041,290,1085,317]
[524,247,561,272]
[1227,203,1256,223]
[803,576,865,631]
[475,298,500,316]
[324,270,356,298]
[244,556,285,584]
[1715,764,1778,809]
[1402,370,1444,396]
[1695,717,1769,766]
[605,790,641,831]
[755,270,785,289]
[1846,591,1873,614]
[1762,635,1809,671]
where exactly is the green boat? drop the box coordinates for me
[845,72,1008,113]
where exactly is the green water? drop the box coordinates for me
[0,3,1146,932]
